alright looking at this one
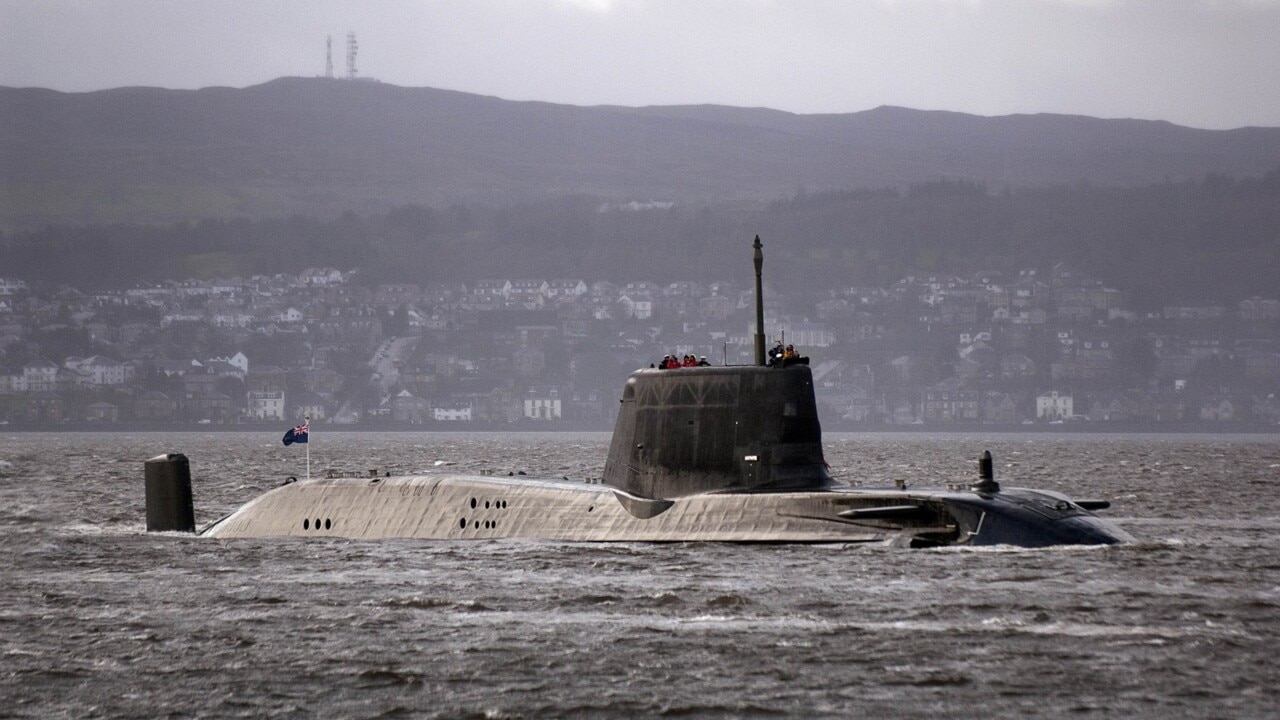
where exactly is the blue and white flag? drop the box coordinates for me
[282,421,309,446]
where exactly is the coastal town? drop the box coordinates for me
[1,263,1277,429]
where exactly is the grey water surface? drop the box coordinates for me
[2,432,1277,719]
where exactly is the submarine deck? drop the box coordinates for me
[202,472,958,543]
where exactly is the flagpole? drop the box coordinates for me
[305,415,311,481]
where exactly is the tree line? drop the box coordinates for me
[4,170,1278,309]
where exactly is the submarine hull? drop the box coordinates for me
[178,242,1133,549]
[201,473,1132,547]
[196,365,1132,548]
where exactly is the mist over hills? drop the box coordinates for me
[4,77,1280,226]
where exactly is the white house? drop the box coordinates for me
[432,404,473,422]
[299,268,345,286]
[210,352,250,375]
[472,279,512,300]
[22,360,60,392]
[161,312,203,327]
[508,280,548,305]
[524,387,562,420]
[544,279,588,300]
[247,391,285,420]
[1036,391,1073,420]
[617,293,653,319]
[69,356,131,386]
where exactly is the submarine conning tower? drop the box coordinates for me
[602,363,834,500]
[603,234,834,500]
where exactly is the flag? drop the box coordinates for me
[282,421,309,446]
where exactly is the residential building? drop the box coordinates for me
[524,387,562,420]
[247,391,285,421]
[1036,391,1073,420]
[432,403,473,422]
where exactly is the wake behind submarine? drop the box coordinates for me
[147,237,1132,548]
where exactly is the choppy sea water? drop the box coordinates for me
[1,431,1277,719]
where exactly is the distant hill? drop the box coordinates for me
[3,77,1280,226]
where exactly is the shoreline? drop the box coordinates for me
[2,421,1276,434]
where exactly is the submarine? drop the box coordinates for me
[148,237,1132,548]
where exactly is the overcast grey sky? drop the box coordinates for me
[3,0,1278,129]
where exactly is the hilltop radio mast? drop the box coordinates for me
[346,32,358,80]
[325,35,334,79]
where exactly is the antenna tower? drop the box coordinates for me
[325,36,334,79]
[346,32,358,80]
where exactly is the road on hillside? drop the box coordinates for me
[369,336,419,395]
